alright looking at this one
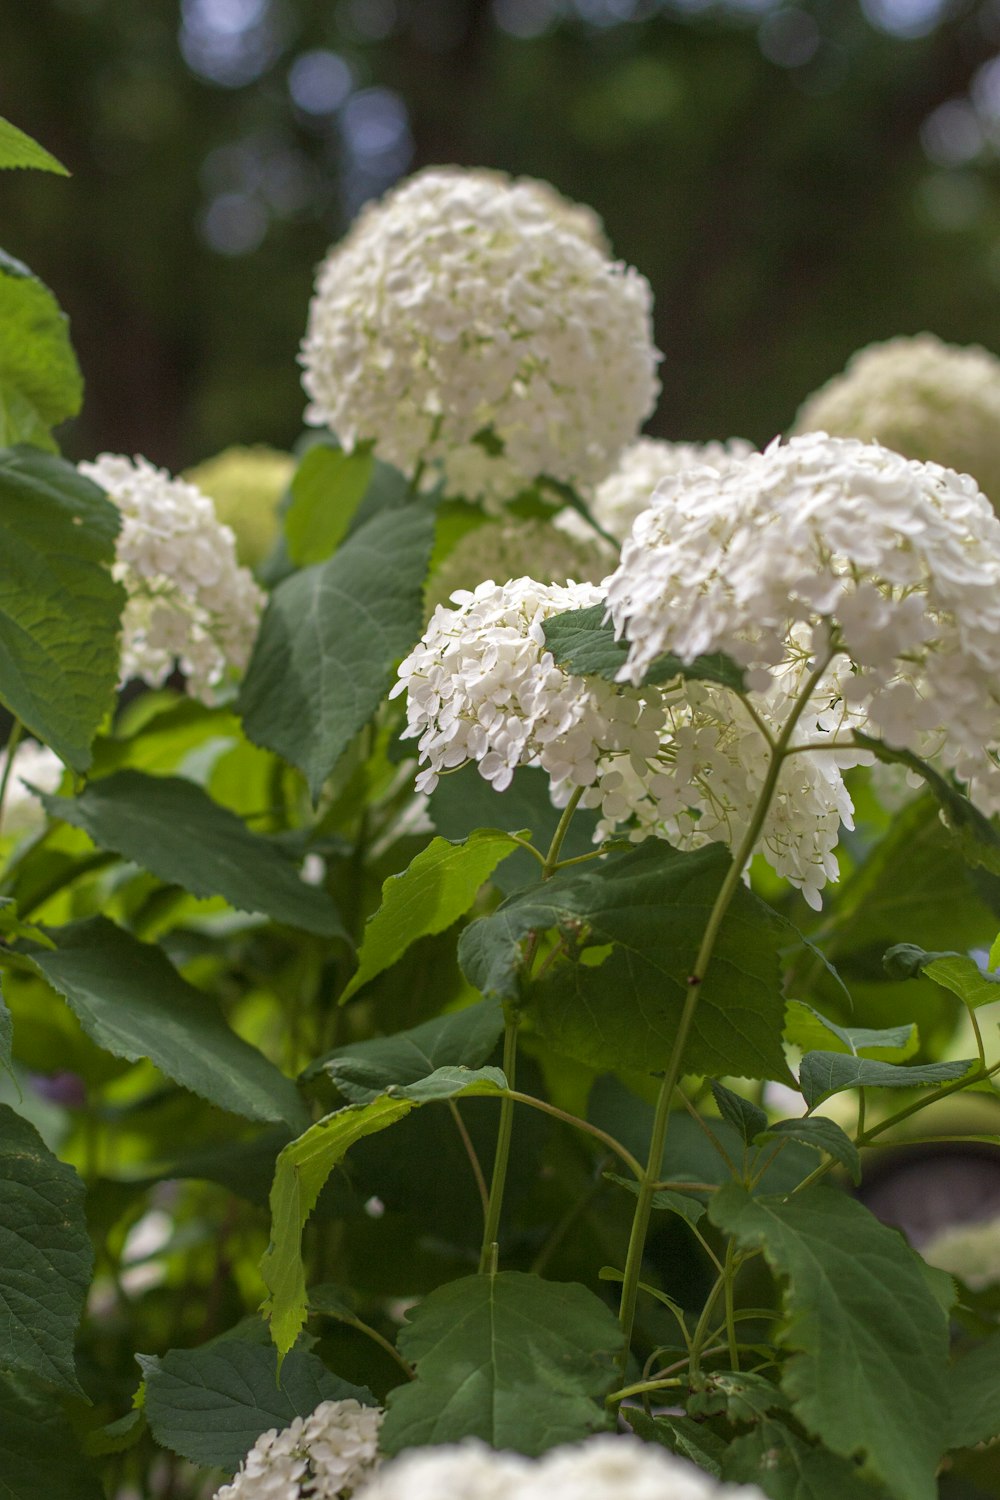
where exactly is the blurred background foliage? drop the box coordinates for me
[3,0,1000,470]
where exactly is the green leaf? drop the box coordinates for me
[0,449,123,769]
[784,1001,918,1063]
[623,1407,728,1475]
[723,1418,882,1500]
[542,605,746,691]
[755,1117,861,1185]
[945,1333,1000,1449]
[922,953,1000,1011]
[41,770,344,938]
[263,1071,506,1354]
[143,1337,372,1473]
[853,733,1000,876]
[284,443,374,566]
[0,1374,104,1500]
[380,1270,623,1455]
[709,1184,950,1500]
[23,917,307,1130]
[0,118,68,174]
[341,831,519,1003]
[0,256,81,450]
[82,1408,146,1457]
[240,505,435,800]
[711,1080,767,1144]
[459,840,791,1082]
[603,1171,706,1226]
[797,1051,972,1109]
[688,1369,789,1423]
[0,1105,92,1395]
[320,999,505,1102]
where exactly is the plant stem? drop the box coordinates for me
[614,651,835,1375]
[543,787,585,876]
[478,1010,520,1273]
[503,1089,644,1179]
[0,719,24,838]
[448,1098,490,1221]
[723,1237,740,1370]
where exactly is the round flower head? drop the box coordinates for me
[79,454,265,703]
[0,740,64,838]
[352,1440,528,1500]
[301,167,660,505]
[922,1212,1000,1290]
[582,436,756,545]
[424,517,611,617]
[793,334,1000,509]
[185,445,293,568]
[607,433,1000,812]
[215,1399,382,1500]
[519,1435,768,1500]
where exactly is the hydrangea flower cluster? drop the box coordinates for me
[300,167,660,505]
[793,334,1000,508]
[424,517,610,616]
[580,436,756,544]
[606,433,1000,815]
[185,444,294,568]
[353,1435,766,1500]
[214,1399,382,1500]
[79,454,265,703]
[922,1213,1000,1290]
[0,739,64,837]
[394,579,858,905]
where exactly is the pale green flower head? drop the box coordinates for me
[185,445,294,569]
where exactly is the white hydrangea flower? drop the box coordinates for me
[79,454,265,703]
[352,1440,529,1500]
[424,518,611,617]
[572,436,756,545]
[793,335,1000,508]
[0,740,64,837]
[394,578,857,906]
[921,1213,1000,1290]
[214,1399,382,1500]
[301,167,660,505]
[606,433,1000,817]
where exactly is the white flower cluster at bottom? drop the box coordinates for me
[0,739,64,837]
[214,1399,382,1500]
[354,1435,766,1500]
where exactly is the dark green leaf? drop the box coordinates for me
[623,1408,727,1475]
[82,1407,146,1457]
[945,1334,1000,1450]
[24,917,307,1130]
[724,1418,882,1500]
[41,770,344,937]
[320,999,505,1102]
[340,831,518,1003]
[710,1184,950,1500]
[711,1080,767,1144]
[784,1001,917,1063]
[603,1171,706,1226]
[0,1105,92,1394]
[460,841,791,1081]
[542,605,746,690]
[797,1051,972,1109]
[688,1369,789,1423]
[0,119,68,174]
[380,1271,622,1455]
[0,257,81,450]
[240,505,435,800]
[284,443,374,566]
[0,1374,104,1500]
[755,1118,861,1185]
[0,449,123,769]
[144,1338,372,1473]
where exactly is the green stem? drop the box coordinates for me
[543,787,585,876]
[723,1238,740,1370]
[614,651,835,1375]
[0,720,24,838]
[504,1090,644,1180]
[478,1011,520,1273]
[448,1098,490,1222]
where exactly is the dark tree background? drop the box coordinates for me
[3,0,1000,469]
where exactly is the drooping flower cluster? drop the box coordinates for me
[793,334,1000,509]
[214,1399,382,1500]
[606,432,1000,815]
[79,454,265,703]
[394,577,859,906]
[580,436,756,544]
[0,739,64,837]
[301,167,660,505]
[424,517,610,617]
[353,1436,767,1500]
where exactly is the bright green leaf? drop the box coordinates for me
[143,1337,372,1473]
[284,442,374,566]
[0,256,81,451]
[710,1184,950,1500]
[0,1105,92,1395]
[240,505,435,800]
[459,841,791,1082]
[797,1051,972,1109]
[341,831,519,1003]
[923,954,1000,1011]
[380,1270,623,1455]
[0,1374,104,1500]
[723,1418,881,1500]
[711,1080,767,1144]
[320,1001,505,1102]
[542,605,746,690]
[945,1334,1000,1450]
[0,118,68,174]
[24,917,307,1130]
[784,1001,918,1063]
[0,449,123,769]
[41,770,344,938]
[754,1118,861,1186]
[263,1070,506,1354]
